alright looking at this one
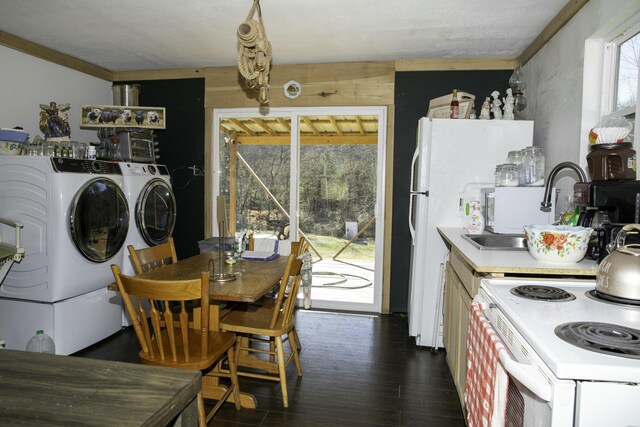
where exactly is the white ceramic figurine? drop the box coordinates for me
[503,88,515,120]
[491,91,503,120]
[479,97,491,120]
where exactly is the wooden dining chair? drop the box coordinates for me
[127,237,193,326]
[219,253,304,408]
[111,264,241,426]
[127,236,178,274]
[252,238,309,351]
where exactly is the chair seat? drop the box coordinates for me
[220,304,293,337]
[140,329,236,371]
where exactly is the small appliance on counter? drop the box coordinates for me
[480,186,556,234]
[574,180,640,262]
[98,129,157,163]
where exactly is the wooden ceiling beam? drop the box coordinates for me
[302,116,320,136]
[0,30,112,81]
[228,118,255,136]
[251,118,275,135]
[517,0,590,65]
[355,116,365,135]
[328,116,344,136]
[276,118,291,132]
[236,135,377,145]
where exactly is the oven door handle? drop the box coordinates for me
[498,352,552,402]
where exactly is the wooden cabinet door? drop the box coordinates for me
[456,285,472,409]
[444,263,462,385]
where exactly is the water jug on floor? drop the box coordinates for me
[25,330,56,354]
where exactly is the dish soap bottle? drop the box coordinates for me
[467,201,485,234]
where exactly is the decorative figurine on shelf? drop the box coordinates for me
[39,101,71,140]
[479,97,491,120]
[503,88,515,120]
[491,91,503,120]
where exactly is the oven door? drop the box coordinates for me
[477,291,576,427]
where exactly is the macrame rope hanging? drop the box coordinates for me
[237,0,272,104]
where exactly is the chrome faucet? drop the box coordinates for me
[540,161,587,212]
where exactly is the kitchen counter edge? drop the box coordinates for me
[437,227,598,276]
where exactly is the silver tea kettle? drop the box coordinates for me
[596,224,640,300]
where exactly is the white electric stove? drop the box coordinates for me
[476,278,640,427]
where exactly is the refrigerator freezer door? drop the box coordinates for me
[407,118,432,337]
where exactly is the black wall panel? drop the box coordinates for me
[130,78,206,259]
[390,70,512,313]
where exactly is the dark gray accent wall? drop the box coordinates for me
[127,78,206,259]
[389,70,513,313]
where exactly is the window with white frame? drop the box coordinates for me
[580,7,640,163]
[615,31,639,114]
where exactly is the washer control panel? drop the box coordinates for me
[50,157,122,174]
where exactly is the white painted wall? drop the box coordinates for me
[520,0,636,212]
[0,45,111,143]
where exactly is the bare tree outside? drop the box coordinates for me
[616,32,639,111]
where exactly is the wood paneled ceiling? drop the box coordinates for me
[220,115,378,145]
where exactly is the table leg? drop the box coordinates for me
[202,301,258,409]
[201,370,257,409]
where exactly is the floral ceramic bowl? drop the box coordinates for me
[523,225,593,263]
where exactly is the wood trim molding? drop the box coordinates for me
[112,68,208,82]
[395,58,516,71]
[0,30,112,81]
[517,0,590,65]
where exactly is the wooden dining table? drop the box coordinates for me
[135,251,289,409]
[0,349,200,426]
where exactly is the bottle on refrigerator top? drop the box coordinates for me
[466,201,485,234]
[450,89,459,119]
[25,330,56,354]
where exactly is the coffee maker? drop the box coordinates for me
[574,180,640,262]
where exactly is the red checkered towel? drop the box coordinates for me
[465,300,509,427]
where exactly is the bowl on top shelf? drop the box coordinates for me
[523,225,593,263]
[0,128,29,156]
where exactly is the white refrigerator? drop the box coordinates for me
[407,118,534,347]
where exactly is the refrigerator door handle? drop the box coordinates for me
[410,191,429,196]
[408,147,420,243]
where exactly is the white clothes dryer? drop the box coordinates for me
[0,156,129,354]
[119,162,176,276]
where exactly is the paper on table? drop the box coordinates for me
[242,250,279,261]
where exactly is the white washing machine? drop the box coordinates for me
[119,162,176,275]
[0,156,129,354]
[119,162,176,326]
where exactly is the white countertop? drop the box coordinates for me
[437,227,598,276]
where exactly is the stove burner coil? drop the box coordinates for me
[587,290,640,308]
[555,322,640,359]
[510,285,576,301]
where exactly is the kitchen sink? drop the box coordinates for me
[462,233,527,251]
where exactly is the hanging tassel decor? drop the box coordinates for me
[237,0,272,104]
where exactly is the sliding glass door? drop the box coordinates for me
[213,107,386,313]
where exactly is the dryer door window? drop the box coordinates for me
[69,178,129,262]
[136,179,176,246]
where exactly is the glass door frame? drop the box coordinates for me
[211,106,387,313]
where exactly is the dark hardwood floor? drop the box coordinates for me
[74,310,465,426]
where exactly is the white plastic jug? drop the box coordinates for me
[25,330,56,354]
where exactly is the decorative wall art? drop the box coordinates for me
[79,105,166,129]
